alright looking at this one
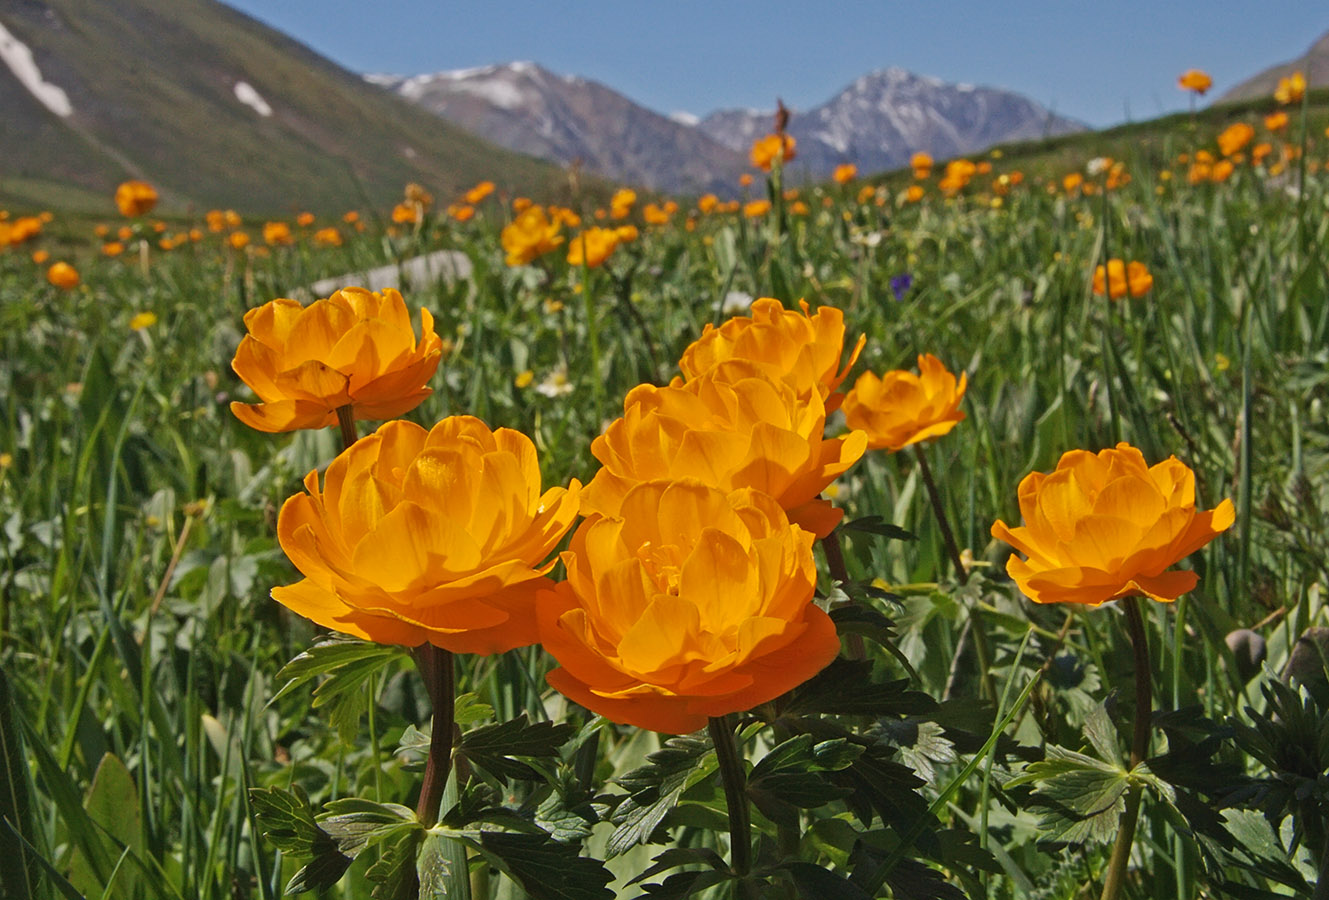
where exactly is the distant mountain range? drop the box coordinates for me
[371,63,1086,192]
[1219,29,1329,103]
[0,0,565,214]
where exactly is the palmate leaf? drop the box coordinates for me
[607,733,715,857]
[746,735,860,825]
[782,658,936,718]
[270,638,406,743]
[456,714,576,782]
[463,831,614,900]
[1007,746,1131,845]
[364,831,424,900]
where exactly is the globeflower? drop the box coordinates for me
[833,163,857,184]
[229,287,442,433]
[1177,69,1213,95]
[677,297,865,410]
[1274,71,1306,105]
[464,181,496,205]
[567,227,620,268]
[1217,122,1255,157]
[582,362,867,537]
[990,443,1234,605]
[274,417,580,653]
[46,261,79,290]
[842,354,966,452]
[910,151,934,179]
[115,180,158,217]
[1093,259,1153,299]
[750,133,796,171]
[610,188,637,219]
[501,205,564,266]
[538,480,838,734]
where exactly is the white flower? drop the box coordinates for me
[720,291,753,314]
[535,367,574,397]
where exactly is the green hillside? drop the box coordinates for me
[0,0,570,216]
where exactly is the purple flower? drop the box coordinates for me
[890,273,913,301]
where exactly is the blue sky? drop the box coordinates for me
[223,1,1328,128]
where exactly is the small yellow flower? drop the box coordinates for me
[130,311,158,331]
[514,369,534,389]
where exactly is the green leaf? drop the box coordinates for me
[457,714,576,782]
[1082,701,1120,763]
[70,754,143,899]
[270,638,405,744]
[0,666,37,900]
[248,786,353,892]
[466,831,614,900]
[1010,746,1131,844]
[365,831,424,900]
[607,733,715,857]
[784,659,937,718]
[316,798,418,857]
[839,516,917,542]
[625,847,726,887]
[747,735,860,824]
[414,831,458,899]
[783,861,873,900]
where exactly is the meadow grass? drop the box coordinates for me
[1,103,1327,899]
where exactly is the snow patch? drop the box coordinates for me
[0,20,72,117]
[452,78,528,109]
[670,110,700,127]
[234,81,272,116]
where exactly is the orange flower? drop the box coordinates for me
[1177,69,1213,95]
[1274,71,1306,105]
[1093,259,1153,299]
[312,227,343,247]
[1209,159,1235,183]
[904,185,925,203]
[614,224,639,243]
[263,221,294,246]
[910,151,934,178]
[697,193,719,214]
[274,418,580,653]
[583,362,867,537]
[678,297,865,411]
[296,212,316,227]
[642,202,671,225]
[538,480,837,733]
[46,261,79,289]
[447,203,475,222]
[991,443,1234,606]
[464,181,496,205]
[391,202,420,224]
[30,249,49,264]
[750,133,796,171]
[610,188,637,219]
[229,287,442,433]
[739,173,754,187]
[842,354,966,452]
[228,231,251,250]
[1217,122,1255,157]
[501,205,564,266]
[1264,111,1289,133]
[833,163,857,184]
[567,227,619,268]
[115,180,158,217]
[742,199,771,218]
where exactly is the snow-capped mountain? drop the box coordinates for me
[374,62,1085,190]
[700,68,1085,177]
[370,63,749,195]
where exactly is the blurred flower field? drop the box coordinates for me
[1,77,1329,900]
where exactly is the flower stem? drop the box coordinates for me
[411,644,456,827]
[707,716,752,880]
[913,445,967,585]
[1100,596,1152,900]
[335,403,357,453]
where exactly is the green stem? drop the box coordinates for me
[335,403,357,453]
[1099,596,1152,900]
[411,644,456,827]
[913,445,967,585]
[707,716,752,880]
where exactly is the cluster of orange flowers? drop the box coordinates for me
[227,271,1231,738]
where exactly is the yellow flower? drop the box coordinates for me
[1177,69,1213,95]
[833,163,857,184]
[678,297,865,411]
[115,180,158,217]
[274,418,580,653]
[583,363,867,537]
[129,311,158,331]
[514,369,534,389]
[614,224,639,243]
[842,354,966,452]
[1274,71,1306,105]
[910,151,934,179]
[263,221,294,246]
[229,287,442,433]
[228,231,251,250]
[1093,259,1153,299]
[990,443,1234,605]
[501,205,564,266]
[610,188,637,219]
[749,133,796,171]
[538,480,838,734]
[567,227,620,268]
[642,202,671,225]
[46,261,79,290]
[905,185,925,204]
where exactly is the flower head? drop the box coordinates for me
[842,354,966,452]
[677,297,865,410]
[583,363,866,537]
[990,443,1234,605]
[910,151,934,178]
[1177,69,1213,95]
[229,287,442,433]
[1217,122,1255,157]
[750,133,796,171]
[501,205,564,266]
[1274,71,1306,105]
[833,163,857,184]
[115,180,158,217]
[567,227,620,268]
[538,480,837,733]
[46,261,79,289]
[1093,259,1153,299]
[274,418,580,653]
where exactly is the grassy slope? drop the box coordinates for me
[0,0,571,215]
